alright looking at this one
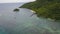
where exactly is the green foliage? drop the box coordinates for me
[14,8,19,12]
[20,0,60,20]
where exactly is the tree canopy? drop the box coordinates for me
[20,0,60,20]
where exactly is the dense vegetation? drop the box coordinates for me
[14,8,19,12]
[20,0,60,20]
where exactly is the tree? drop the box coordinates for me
[20,0,60,20]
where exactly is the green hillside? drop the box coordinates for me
[20,0,60,20]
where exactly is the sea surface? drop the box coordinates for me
[0,3,60,34]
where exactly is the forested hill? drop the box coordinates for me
[20,0,60,20]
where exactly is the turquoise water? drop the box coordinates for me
[0,3,60,34]
[0,26,8,34]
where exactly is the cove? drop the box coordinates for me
[0,3,60,34]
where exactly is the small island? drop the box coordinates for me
[20,0,60,20]
[14,8,19,12]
